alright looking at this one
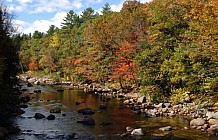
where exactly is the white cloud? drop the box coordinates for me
[111,1,124,12]
[6,0,13,2]
[16,0,33,4]
[16,11,67,34]
[86,0,103,5]
[72,0,83,9]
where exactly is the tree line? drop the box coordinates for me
[15,0,218,103]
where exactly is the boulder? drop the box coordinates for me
[137,96,146,104]
[47,114,55,120]
[207,124,218,135]
[131,128,144,136]
[34,113,45,119]
[190,118,205,127]
[77,118,95,126]
[206,111,218,119]
[159,126,172,131]
[208,119,218,125]
[78,108,95,115]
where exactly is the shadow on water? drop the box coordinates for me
[7,83,216,140]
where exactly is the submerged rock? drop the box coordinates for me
[77,118,95,126]
[78,108,95,115]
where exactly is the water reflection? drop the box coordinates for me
[9,84,215,140]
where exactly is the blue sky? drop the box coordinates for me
[3,0,151,34]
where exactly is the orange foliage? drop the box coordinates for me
[28,59,38,71]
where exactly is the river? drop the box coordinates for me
[7,82,215,140]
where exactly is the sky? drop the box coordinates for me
[3,0,152,34]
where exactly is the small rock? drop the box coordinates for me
[78,108,95,115]
[47,114,55,120]
[33,89,41,93]
[27,83,33,87]
[50,109,61,113]
[34,113,45,119]
[163,103,171,108]
[126,126,134,132]
[159,126,172,131]
[137,96,146,104]
[123,100,130,105]
[131,128,144,136]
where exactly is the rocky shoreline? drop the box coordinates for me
[14,74,218,138]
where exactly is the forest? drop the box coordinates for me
[14,0,218,103]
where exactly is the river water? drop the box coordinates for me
[7,83,215,140]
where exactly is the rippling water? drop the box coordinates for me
[7,83,215,140]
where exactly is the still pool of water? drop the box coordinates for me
[7,83,216,140]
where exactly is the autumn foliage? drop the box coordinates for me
[17,0,218,102]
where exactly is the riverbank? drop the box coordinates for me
[0,86,24,139]
[17,74,218,137]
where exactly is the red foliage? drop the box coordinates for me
[28,59,38,71]
[111,40,138,85]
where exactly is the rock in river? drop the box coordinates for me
[47,114,55,120]
[77,118,95,126]
[159,126,172,131]
[78,108,95,115]
[131,128,144,136]
[34,113,45,119]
